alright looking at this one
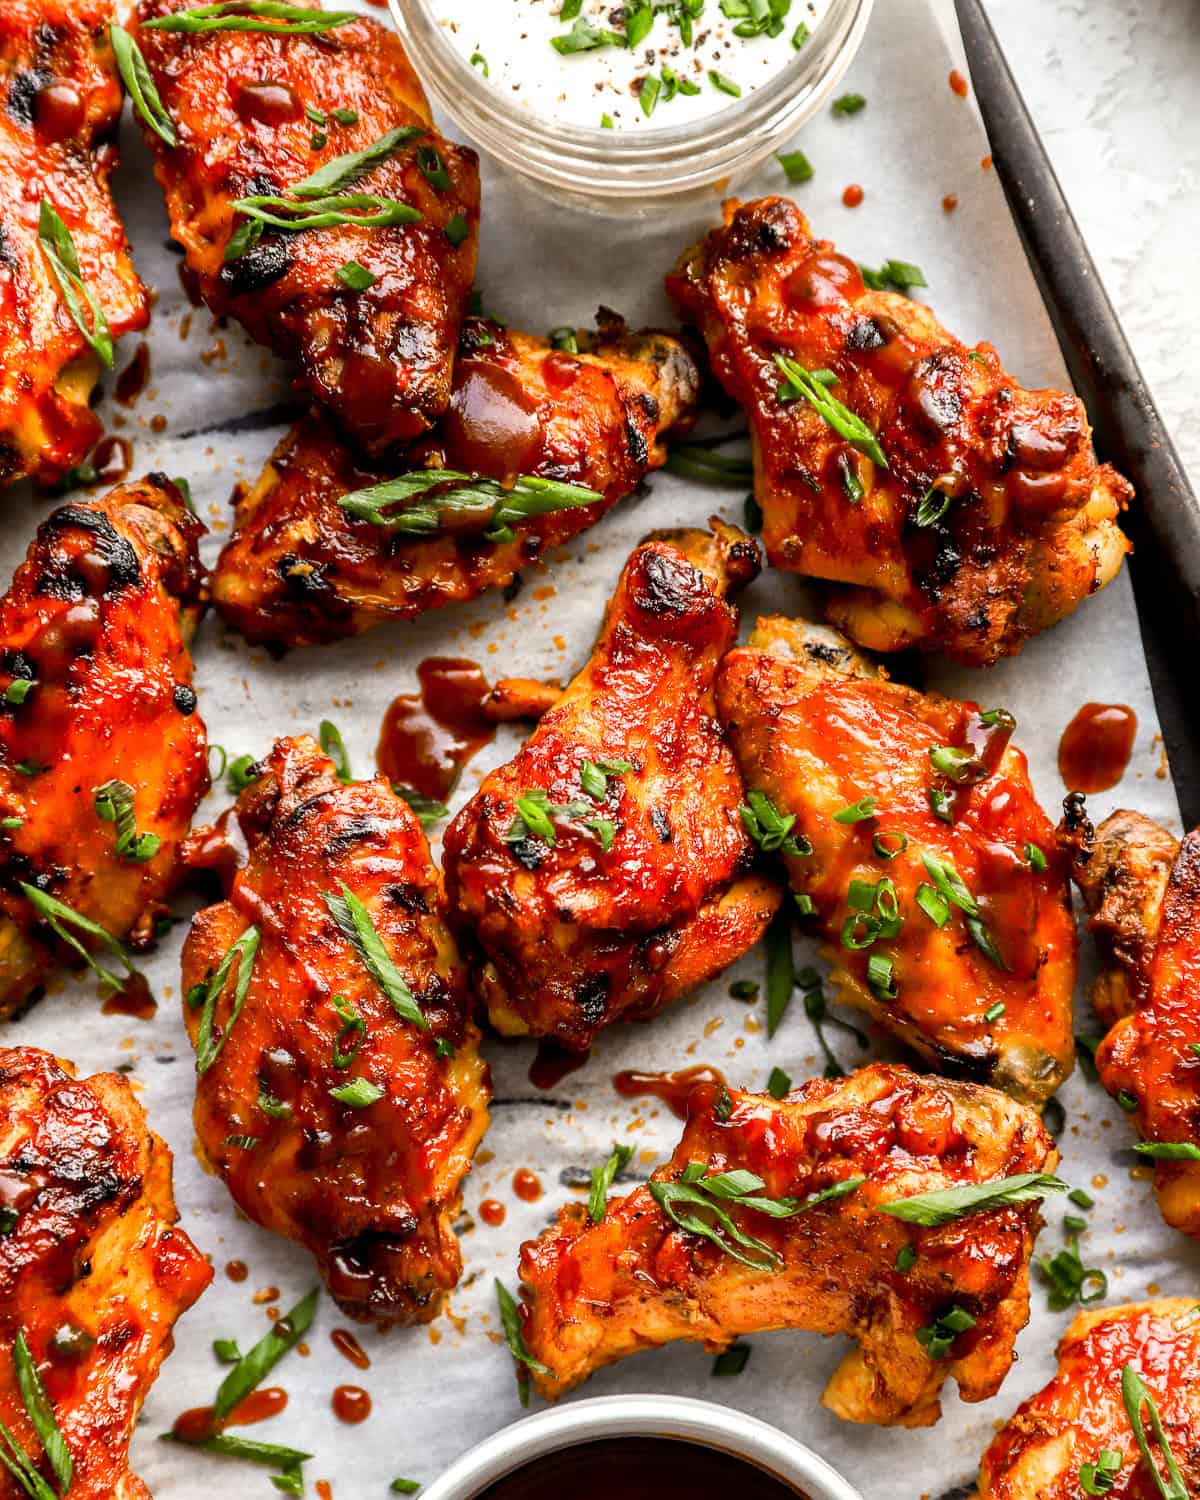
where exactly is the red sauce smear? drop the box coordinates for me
[479,1198,506,1226]
[612,1065,727,1121]
[332,1385,372,1424]
[115,343,150,406]
[377,657,496,802]
[172,1388,287,1442]
[101,972,156,1020]
[842,183,864,208]
[513,1169,542,1203]
[949,68,969,97]
[317,1483,334,1500]
[942,194,958,213]
[1058,703,1138,793]
[330,1328,370,1370]
[225,1259,249,1283]
[92,436,132,485]
[529,1041,591,1091]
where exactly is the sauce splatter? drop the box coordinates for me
[115,342,151,406]
[479,1198,506,1226]
[225,1259,249,1283]
[377,658,495,802]
[92,435,132,485]
[317,1483,334,1500]
[1058,704,1138,793]
[949,68,969,98]
[513,1169,542,1203]
[942,194,958,213]
[172,1387,287,1441]
[612,1065,727,1120]
[102,972,156,1020]
[332,1385,372,1424]
[331,1328,370,1370]
[529,1041,590,1091]
[841,183,864,208]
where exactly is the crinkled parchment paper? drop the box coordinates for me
[2,1,1195,1495]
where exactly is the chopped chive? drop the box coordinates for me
[831,92,866,116]
[335,260,377,291]
[776,149,813,184]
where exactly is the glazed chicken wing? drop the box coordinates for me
[0,2,148,489]
[443,521,780,1052]
[1062,803,1200,1237]
[978,1300,1200,1499]
[211,314,701,647]
[0,480,207,1017]
[667,197,1131,666]
[181,734,490,1324]
[518,1063,1055,1426]
[716,616,1076,1105]
[134,0,478,453]
[0,1045,211,1500]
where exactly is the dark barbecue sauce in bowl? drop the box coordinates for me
[473,1438,811,1500]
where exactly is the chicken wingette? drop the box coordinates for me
[1062,802,1200,1238]
[443,521,780,1053]
[517,1063,1056,1427]
[667,197,1132,666]
[978,1300,1200,1500]
[0,1045,211,1500]
[0,2,148,489]
[211,313,701,647]
[715,616,1076,1106]
[181,735,490,1325]
[133,0,478,453]
[0,480,207,1017]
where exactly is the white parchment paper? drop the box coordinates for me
[3,1,1196,1496]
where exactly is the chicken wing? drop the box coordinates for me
[978,1300,1200,1500]
[0,1045,211,1500]
[211,314,701,647]
[715,615,1076,1106]
[443,521,780,1052]
[667,197,1131,666]
[1062,803,1200,1238]
[134,0,478,453]
[0,479,207,1017]
[181,734,490,1325]
[0,2,148,490]
[517,1063,1055,1426]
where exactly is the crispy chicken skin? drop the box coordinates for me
[0,1046,211,1500]
[667,197,1131,666]
[0,481,207,1017]
[210,315,701,647]
[518,1064,1054,1426]
[978,1300,1200,1500]
[134,0,479,453]
[443,522,780,1052]
[181,735,490,1325]
[0,2,148,489]
[716,616,1076,1105]
[1063,804,1200,1238]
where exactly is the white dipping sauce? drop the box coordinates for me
[429,0,830,131]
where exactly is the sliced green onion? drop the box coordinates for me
[37,202,113,369]
[194,927,261,1074]
[775,352,887,469]
[143,2,358,33]
[110,24,177,148]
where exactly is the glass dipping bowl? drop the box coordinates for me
[387,0,875,217]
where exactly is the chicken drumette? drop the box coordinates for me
[181,735,490,1325]
[667,197,1131,666]
[211,314,701,647]
[716,616,1076,1106]
[0,481,208,1016]
[1061,803,1200,1238]
[443,521,780,1053]
[0,1045,211,1500]
[0,2,148,489]
[517,1063,1055,1426]
[978,1300,1200,1499]
[134,0,478,454]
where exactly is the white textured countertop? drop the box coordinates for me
[984,0,1199,478]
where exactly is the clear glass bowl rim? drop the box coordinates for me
[388,0,876,199]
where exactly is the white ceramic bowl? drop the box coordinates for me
[419,1394,865,1500]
